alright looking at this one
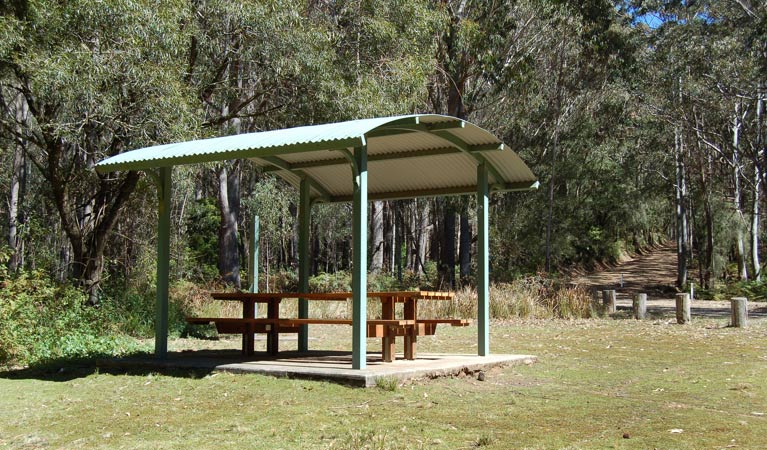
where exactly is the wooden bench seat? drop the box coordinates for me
[185,317,297,334]
[278,318,417,339]
[278,318,415,326]
[417,319,472,326]
[186,313,470,361]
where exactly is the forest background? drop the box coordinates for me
[1,0,766,366]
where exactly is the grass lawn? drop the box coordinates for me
[1,314,765,449]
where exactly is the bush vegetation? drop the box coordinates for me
[0,249,142,368]
[1,241,598,368]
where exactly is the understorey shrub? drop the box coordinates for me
[0,266,140,368]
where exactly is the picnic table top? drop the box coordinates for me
[209,291,455,301]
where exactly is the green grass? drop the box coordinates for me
[1,316,766,449]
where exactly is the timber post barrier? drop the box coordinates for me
[730,297,748,328]
[632,293,647,320]
[602,290,616,314]
[675,293,691,324]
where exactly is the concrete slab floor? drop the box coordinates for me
[99,351,537,387]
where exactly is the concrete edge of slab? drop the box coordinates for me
[357,354,538,388]
[99,353,537,388]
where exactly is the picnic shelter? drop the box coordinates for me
[96,114,538,370]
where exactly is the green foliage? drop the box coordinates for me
[100,282,189,338]
[695,279,767,302]
[185,199,221,281]
[0,260,140,367]
[4,0,765,317]
[308,271,351,293]
[374,376,399,392]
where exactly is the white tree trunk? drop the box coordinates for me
[369,201,384,272]
[417,199,430,275]
[675,125,689,288]
[753,90,764,281]
[733,101,748,280]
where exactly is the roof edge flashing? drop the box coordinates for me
[96,136,365,173]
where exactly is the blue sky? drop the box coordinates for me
[634,12,664,29]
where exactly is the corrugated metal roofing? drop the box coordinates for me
[96,114,537,201]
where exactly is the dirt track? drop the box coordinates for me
[571,245,766,320]
[571,245,678,296]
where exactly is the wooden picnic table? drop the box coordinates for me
[187,291,469,362]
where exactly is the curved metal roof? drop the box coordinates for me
[96,114,538,202]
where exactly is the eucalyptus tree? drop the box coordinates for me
[303,0,440,277]
[0,0,197,303]
[426,0,549,284]
[633,0,767,286]
[471,0,644,274]
[182,1,328,286]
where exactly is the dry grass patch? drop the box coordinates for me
[419,279,597,320]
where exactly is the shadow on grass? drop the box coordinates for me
[0,352,218,382]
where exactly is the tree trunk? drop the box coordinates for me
[383,201,394,273]
[733,101,748,280]
[44,135,140,304]
[703,190,714,289]
[754,89,764,281]
[370,200,384,272]
[417,199,429,274]
[545,40,565,273]
[217,162,241,288]
[58,232,70,283]
[441,207,456,289]
[7,92,27,273]
[752,167,761,281]
[675,125,689,288]
[312,221,320,275]
[405,201,416,272]
[395,201,403,281]
[695,124,714,289]
[439,3,465,288]
[459,212,471,284]
[429,201,441,263]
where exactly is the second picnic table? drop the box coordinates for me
[186,291,470,362]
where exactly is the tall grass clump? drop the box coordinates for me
[422,275,597,320]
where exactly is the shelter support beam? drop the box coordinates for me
[249,215,259,294]
[261,145,503,174]
[155,166,172,359]
[352,146,368,369]
[477,162,490,356]
[248,215,259,320]
[298,178,311,351]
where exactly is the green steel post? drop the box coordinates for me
[298,178,311,351]
[155,166,172,359]
[477,162,490,356]
[352,146,368,369]
[249,215,259,317]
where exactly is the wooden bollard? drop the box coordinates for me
[675,293,691,324]
[602,289,616,314]
[730,297,748,328]
[633,293,647,320]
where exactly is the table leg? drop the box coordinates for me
[267,298,280,355]
[243,300,256,356]
[404,298,417,360]
[381,297,395,362]
[245,322,255,356]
